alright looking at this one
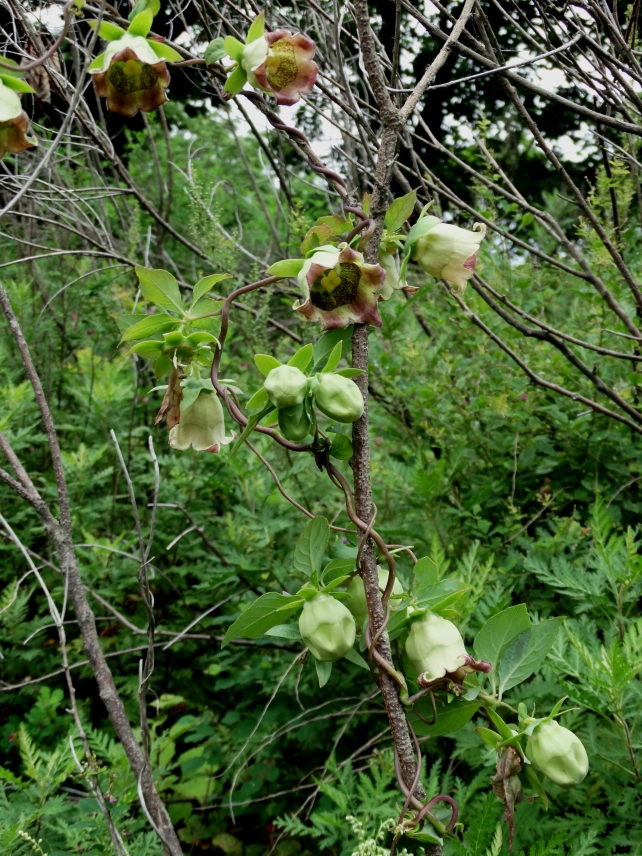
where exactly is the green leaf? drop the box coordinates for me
[88,20,127,41]
[193,273,231,302]
[246,12,265,43]
[410,698,480,737]
[154,355,172,379]
[0,75,35,93]
[293,517,329,578]
[229,403,274,456]
[148,40,183,62]
[121,316,178,342]
[414,555,439,592]
[334,368,364,378]
[315,658,332,687]
[329,433,353,460]
[322,341,343,373]
[416,579,469,612]
[525,765,549,810]
[127,9,154,37]
[136,266,183,312]
[475,726,502,748]
[485,708,514,740]
[224,36,245,62]
[264,624,302,640]
[474,605,531,669]
[254,354,281,375]
[221,593,303,647]
[204,37,226,65]
[128,0,160,20]
[344,647,369,670]
[385,189,417,233]
[287,344,313,372]
[87,53,106,72]
[321,558,355,584]
[245,387,269,411]
[313,327,353,369]
[267,258,305,277]
[224,63,247,96]
[498,618,565,696]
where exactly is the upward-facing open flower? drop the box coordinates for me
[295,245,385,330]
[169,391,234,453]
[90,34,170,116]
[223,14,318,106]
[0,74,36,158]
[88,12,181,117]
[243,30,317,106]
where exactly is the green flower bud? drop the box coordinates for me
[164,330,187,347]
[346,568,404,626]
[313,373,364,423]
[264,365,308,408]
[298,594,356,662]
[526,720,589,788]
[405,613,468,681]
[278,403,312,441]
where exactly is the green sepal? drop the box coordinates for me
[246,387,269,411]
[267,258,305,277]
[148,40,183,62]
[320,574,350,594]
[88,20,127,41]
[224,36,245,62]
[254,354,281,375]
[246,12,265,43]
[127,9,154,37]
[204,37,226,65]
[315,658,332,688]
[128,0,160,20]
[264,623,302,640]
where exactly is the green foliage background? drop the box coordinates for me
[1,106,642,856]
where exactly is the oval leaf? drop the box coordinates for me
[221,593,303,647]
[254,354,282,375]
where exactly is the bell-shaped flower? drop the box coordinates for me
[224,14,317,106]
[378,248,400,301]
[299,594,356,662]
[346,568,404,627]
[169,390,234,453]
[412,219,486,292]
[295,244,385,330]
[88,12,181,117]
[526,720,589,788]
[0,75,36,158]
[406,613,491,683]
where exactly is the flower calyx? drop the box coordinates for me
[222,12,318,106]
[0,60,37,158]
[88,10,182,116]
